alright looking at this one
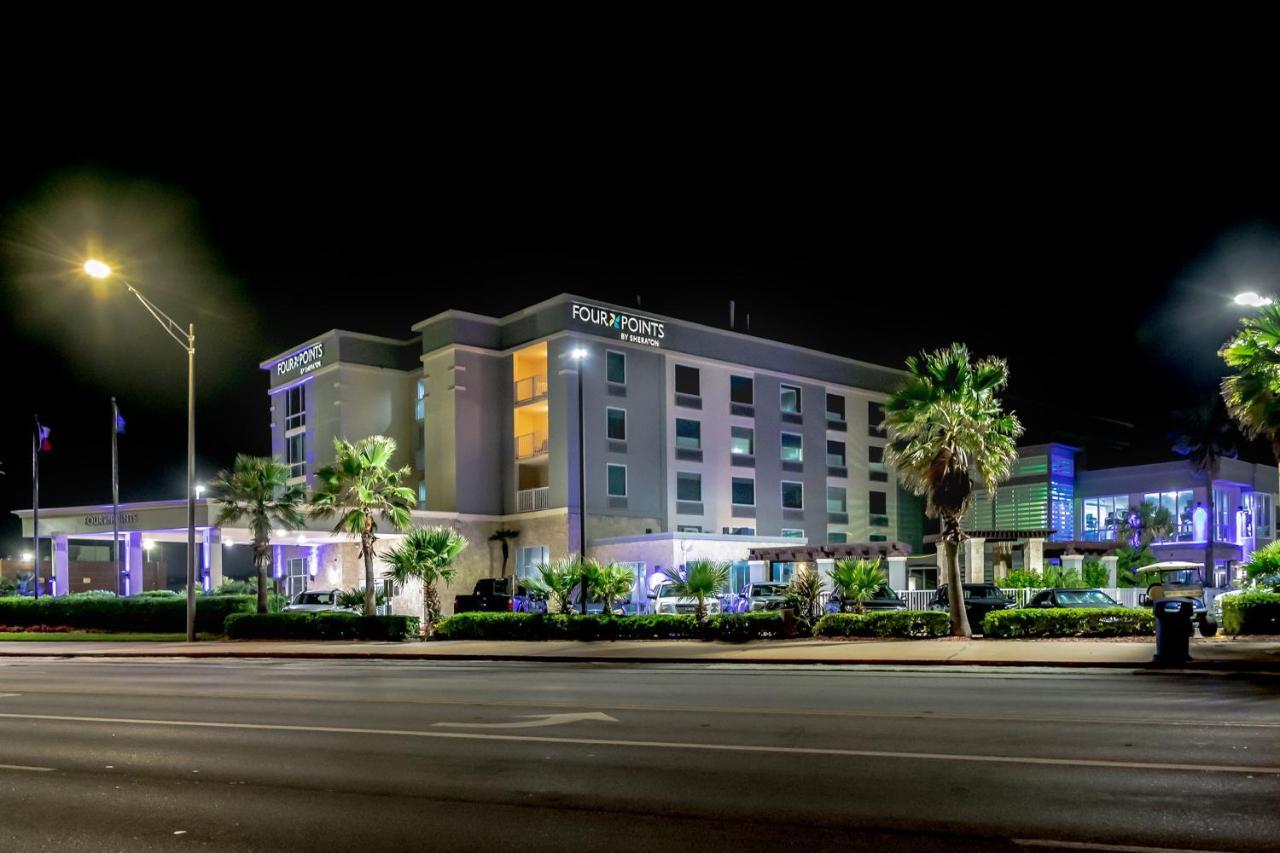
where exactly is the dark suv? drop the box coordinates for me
[928,584,1015,629]
[827,584,906,613]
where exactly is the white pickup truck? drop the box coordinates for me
[650,582,722,616]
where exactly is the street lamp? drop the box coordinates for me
[84,259,199,642]
[569,346,589,614]
[1234,291,1274,308]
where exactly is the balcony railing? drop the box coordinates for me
[515,430,549,460]
[514,373,549,405]
[517,486,551,513]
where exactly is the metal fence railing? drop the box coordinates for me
[515,431,549,460]
[514,373,549,404]
[516,486,550,513]
[898,587,1143,610]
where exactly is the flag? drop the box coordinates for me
[115,411,126,434]
[37,424,52,453]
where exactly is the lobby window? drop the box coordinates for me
[285,384,306,431]
[1081,494,1128,541]
[606,350,626,384]
[781,432,803,462]
[828,531,848,544]
[731,477,755,507]
[730,426,754,456]
[781,529,804,538]
[827,486,847,514]
[826,393,845,423]
[677,472,703,503]
[675,365,701,397]
[730,375,754,405]
[607,407,627,441]
[827,440,846,468]
[780,384,801,414]
[782,481,804,510]
[286,433,305,479]
[676,418,702,450]
[870,490,888,525]
[1143,490,1195,542]
[607,464,627,497]
[415,379,425,422]
[869,445,888,482]
[516,545,549,581]
[868,401,886,437]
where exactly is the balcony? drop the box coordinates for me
[514,373,549,405]
[517,486,550,513]
[515,430,549,460]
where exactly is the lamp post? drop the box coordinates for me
[569,346,589,614]
[85,260,198,642]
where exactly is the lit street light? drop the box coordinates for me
[84,259,199,641]
[1234,291,1274,308]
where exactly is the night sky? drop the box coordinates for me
[3,130,1279,555]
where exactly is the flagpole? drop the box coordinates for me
[112,398,121,596]
[32,416,40,600]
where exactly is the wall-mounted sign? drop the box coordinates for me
[276,342,326,379]
[83,512,138,528]
[570,303,666,348]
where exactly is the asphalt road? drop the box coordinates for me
[0,658,1276,852]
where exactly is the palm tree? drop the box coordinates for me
[785,564,825,624]
[828,558,885,614]
[488,527,520,577]
[525,557,581,614]
[383,526,468,637]
[1117,500,1175,550]
[659,560,729,623]
[1170,399,1238,582]
[883,343,1023,637]
[209,455,305,614]
[310,436,416,616]
[590,562,636,615]
[1221,303,1280,480]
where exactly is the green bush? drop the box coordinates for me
[0,595,254,634]
[65,590,118,599]
[433,612,699,641]
[982,607,1153,638]
[1222,593,1280,635]
[704,612,787,641]
[138,589,183,598]
[814,610,949,638]
[224,612,419,641]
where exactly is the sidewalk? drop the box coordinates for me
[2,637,1279,669]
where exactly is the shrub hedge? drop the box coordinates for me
[434,612,700,641]
[982,607,1154,638]
[704,612,787,641]
[224,612,420,641]
[1221,593,1280,635]
[0,595,253,634]
[814,611,950,638]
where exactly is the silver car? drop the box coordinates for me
[281,589,352,613]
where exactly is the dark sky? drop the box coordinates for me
[3,125,1280,555]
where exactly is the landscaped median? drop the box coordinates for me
[981,608,1154,638]
[224,613,419,641]
[0,593,255,634]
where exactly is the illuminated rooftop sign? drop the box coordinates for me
[276,342,326,379]
[570,303,665,348]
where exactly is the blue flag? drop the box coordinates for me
[115,412,126,434]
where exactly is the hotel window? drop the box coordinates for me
[782,481,804,510]
[286,433,305,479]
[781,529,804,538]
[418,481,427,510]
[1142,490,1195,541]
[677,472,702,502]
[730,560,751,591]
[677,525,704,533]
[606,351,626,384]
[516,545,549,581]
[868,445,888,482]
[730,375,754,405]
[827,440,846,468]
[675,365,700,397]
[827,486,847,514]
[732,477,755,507]
[727,526,755,536]
[869,490,888,525]
[285,385,306,431]
[607,464,627,497]
[826,393,845,423]
[1081,495,1128,541]
[415,379,425,422]
[780,384,801,414]
[607,407,627,441]
[868,401,886,437]
[781,432,803,462]
[730,426,754,456]
[676,418,702,450]
[828,531,848,543]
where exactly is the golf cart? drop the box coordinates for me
[1136,561,1219,637]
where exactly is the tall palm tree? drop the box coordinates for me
[383,526,468,637]
[828,558,885,614]
[1221,304,1280,481]
[310,436,416,616]
[209,455,305,614]
[525,557,581,614]
[659,560,730,623]
[1170,399,1238,582]
[488,527,520,577]
[883,343,1023,637]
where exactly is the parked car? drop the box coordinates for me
[650,582,722,616]
[827,584,906,613]
[453,578,546,614]
[1026,588,1121,609]
[281,589,352,613]
[928,584,1015,629]
[729,582,790,613]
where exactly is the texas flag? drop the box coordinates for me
[37,423,52,452]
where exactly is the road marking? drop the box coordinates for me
[434,712,618,729]
[1015,840,1232,853]
[0,693,21,698]
[0,764,54,772]
[0,711,1276,776]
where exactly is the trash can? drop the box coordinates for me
[1152,598,1194,665]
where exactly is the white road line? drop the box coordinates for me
[1015,839,1234,853]
[0,764,54,772]
[0,711,1276,776]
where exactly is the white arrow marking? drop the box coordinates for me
[433,712,618,729]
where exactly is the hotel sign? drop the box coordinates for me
[83,512,139,528]
[276,342,326,379]
[570,303,666,348]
